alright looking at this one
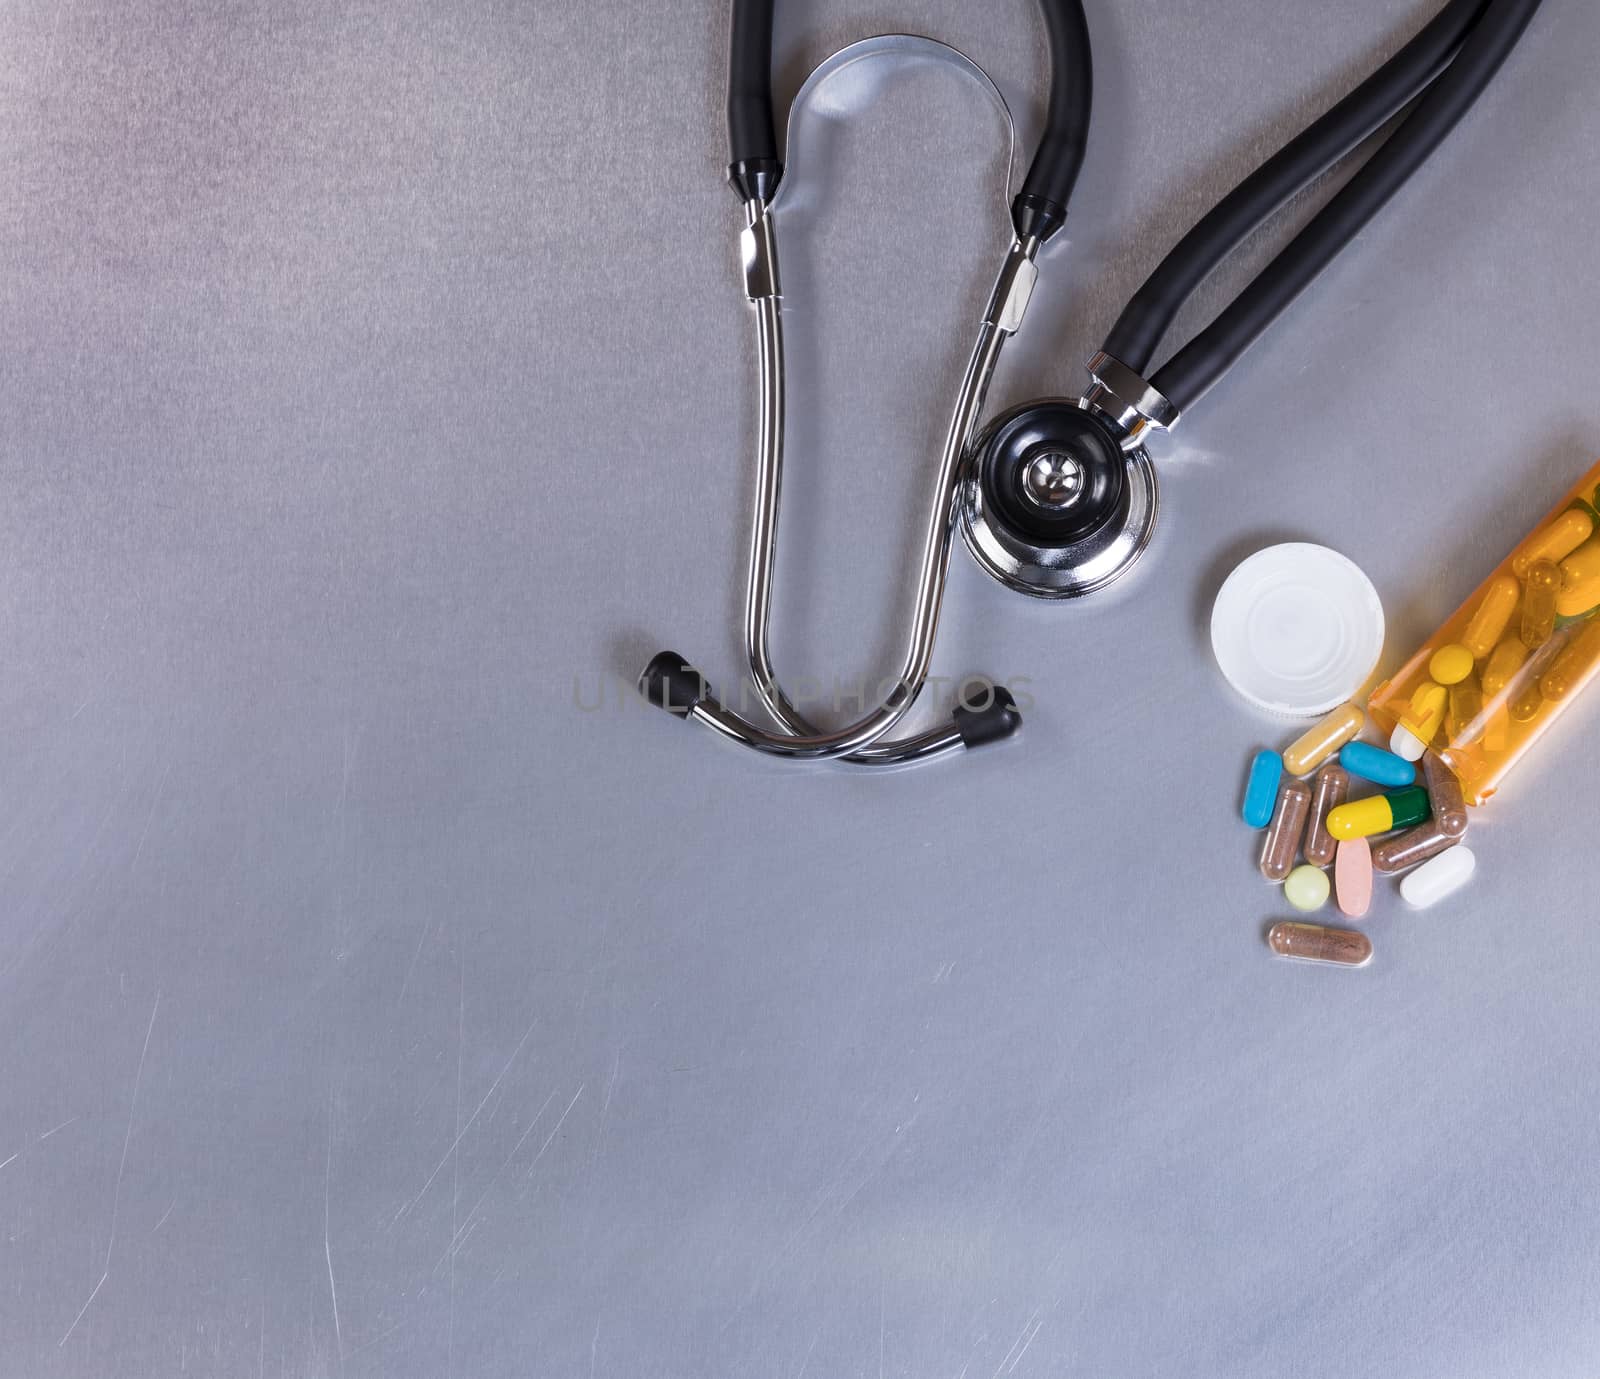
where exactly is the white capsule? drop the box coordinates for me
[1399,845,1477,909]
[1389,722,1428,762]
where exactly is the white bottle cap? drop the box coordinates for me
[1210,543,1385,718]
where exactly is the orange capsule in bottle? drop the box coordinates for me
[1513,507,1593,577]
[1446,678,1484,744]
[1539,619,1600,702]
[1555,541,1600,618]
[1460,575,1520,660]
[1521,559,1562,648]
[1268,922,1372,967]
[1480,637,1529,700]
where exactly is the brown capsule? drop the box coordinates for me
[1421,752,1470,839]
[1268,922,1373,967]
[1372,819,1460,874]
[1302,763,1350,867]
[1259,777,1311,882]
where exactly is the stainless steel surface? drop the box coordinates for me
[1084,348,1182,441]
[5,1,1598,1375]
[672,37,1035,764]
[959,418,1161,598]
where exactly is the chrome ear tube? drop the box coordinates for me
[642,4,1097,766]
[643,0,1546,766]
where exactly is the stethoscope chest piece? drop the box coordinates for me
[959,399,1157,599]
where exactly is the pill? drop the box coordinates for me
[1260,777,1311,882]
[1446,678,1484,744]
[1539,618,1600,701]
[1242,750,1284,828]
[1327,785,1430,841]
[1509,677,1544,722]
[1282,703,1364,777]
[1420,752,1469,838]
[1268,921,1373,967]
[1428,643,1475,686]
[1338,740,1416,788]
[1513,507,1593,578]
[1399,845,1477,909]
[1372,819,1460,874]
[1390,681,1447,760]
[1480,637,1529,698]
[1556,541,1600,618]
[1521,559,1561,648]
[1334,838,1373,919]
[1284,864,1330,913]
[1302,763,1349,867]
[1461,575,1521,659]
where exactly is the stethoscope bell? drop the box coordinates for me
[958,398,1158,599]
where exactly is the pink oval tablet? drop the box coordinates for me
[1335,838,1373,919]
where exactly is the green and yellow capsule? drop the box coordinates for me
[1326,786,1431,842]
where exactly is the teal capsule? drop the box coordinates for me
[1339,740,1417,788]
[1242,750,1283,828]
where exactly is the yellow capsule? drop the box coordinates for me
[1513,507,1593,577]
[1460,575,1520,660]
[1282,703,1364,776]
[1428,643,1474,686]
[1479,637,1529,699]
[1521,559,1561,648]
[1556,541,1600,618]
[1539,619,1600,702]
[1400,681,1447,743]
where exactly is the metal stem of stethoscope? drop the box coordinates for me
[683,200,1039,763]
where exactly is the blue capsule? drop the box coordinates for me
[1242,750,1284,828]
[1338,740,1417,788]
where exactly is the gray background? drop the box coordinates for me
[2,1,1596,1375]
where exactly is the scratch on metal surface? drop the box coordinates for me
[346,1317,410,1360]
[395,917,433,1008]
[443,1087,558,1252]
[62,990,161,1346]
[449,953,463,1379]
[394,1012,541,1222]
[39,1115,81,1142]
[523,1084,584,1182]
[0,1152,16,1172]
[129,760,174,876]
[58,1272,106,1349]
[992,1310,1044,1378]
[325,1097,344,1377]
[151,1198,176,1234]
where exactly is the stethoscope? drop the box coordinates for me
[642,0,1543,767]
